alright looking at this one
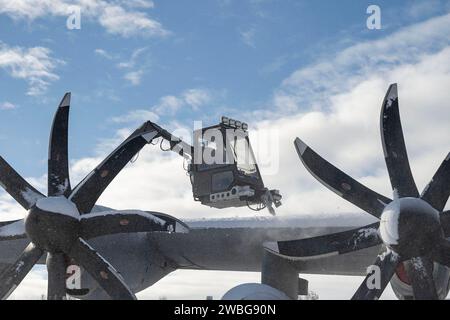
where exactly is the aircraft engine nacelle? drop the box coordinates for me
[221,283,291,300]
[390,262,450,300]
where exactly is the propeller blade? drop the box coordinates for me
[439,211,450,238]
[0,157,45,210]
[68,238,136,300]
[0,242,44,300]
[68,122,158,214]
[430,239,450,267]
[421,153,450,212]
[0,219,27,241]
[46,252,67,300]
[264,222,382,260]
[352,251,401,300]
[48,93,72,197]
[404,257,438,300]
[80,210,177,240]
[295,138,391,218]
[380,84,419,198]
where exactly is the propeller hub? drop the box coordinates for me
[380,198,442,258]
[25,196,80,253]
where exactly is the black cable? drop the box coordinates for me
[160,138,171,151]
[247,201,266,211]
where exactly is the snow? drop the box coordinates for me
[354,227,379,246]
[56,178,70,194]
[380,198,439,246]
[185,213,375,229]
[385,84,398,109]
[0,219,26,238]
[379,200,400,245]
[36,196,79,218]
[379,250,398,262]
[20,187,43,206]
[81,209,165,226]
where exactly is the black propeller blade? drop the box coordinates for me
[294,138,391,219]
[380,84,419,198]
[68,238,136,300]
[276,84,450,300]
[48,92,72,197]
[0,243,44,300]
[80,210,175,240]
[440,211,450,237]
[0,157,44,210]
[0,93,184,300]
[421,153,450,212]
[264,222,381,259]
[352,251,401,300]
[68,122,158,214]
[404,257,438,300]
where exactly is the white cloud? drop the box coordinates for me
[271,13,450,115]
[152,95,184,116]
[0,0,169,38]
[117,47,148,69]
[94,48,113,59]
[124,70,144,85]
[152,88,212,116]
[110,109,159,124]
[0,101,16,110]
[239,27,256,47]
[183,89,212,110]
[99,5,168,38]
[117,47,149,86]
[0,42,64,95]
[122,0,154,9]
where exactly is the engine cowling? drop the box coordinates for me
[222,283,291,300]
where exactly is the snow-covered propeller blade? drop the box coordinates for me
[0,156,45,210]
[421,153,450,212]
[48,93,72,197]
[79,210,183,240]
[351,251,401,300]
[0,219,27,241]
[68,121,159,214]
[404,256,438,300]
[380,84,419,198]
[264,222,381,260]
[294,138,391,218]
[0,242,44,300]
[68,238,136,300]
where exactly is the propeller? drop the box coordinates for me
[265,84,450,300]
[0,93,182,300]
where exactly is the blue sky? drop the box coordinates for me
[0,0,448,179]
